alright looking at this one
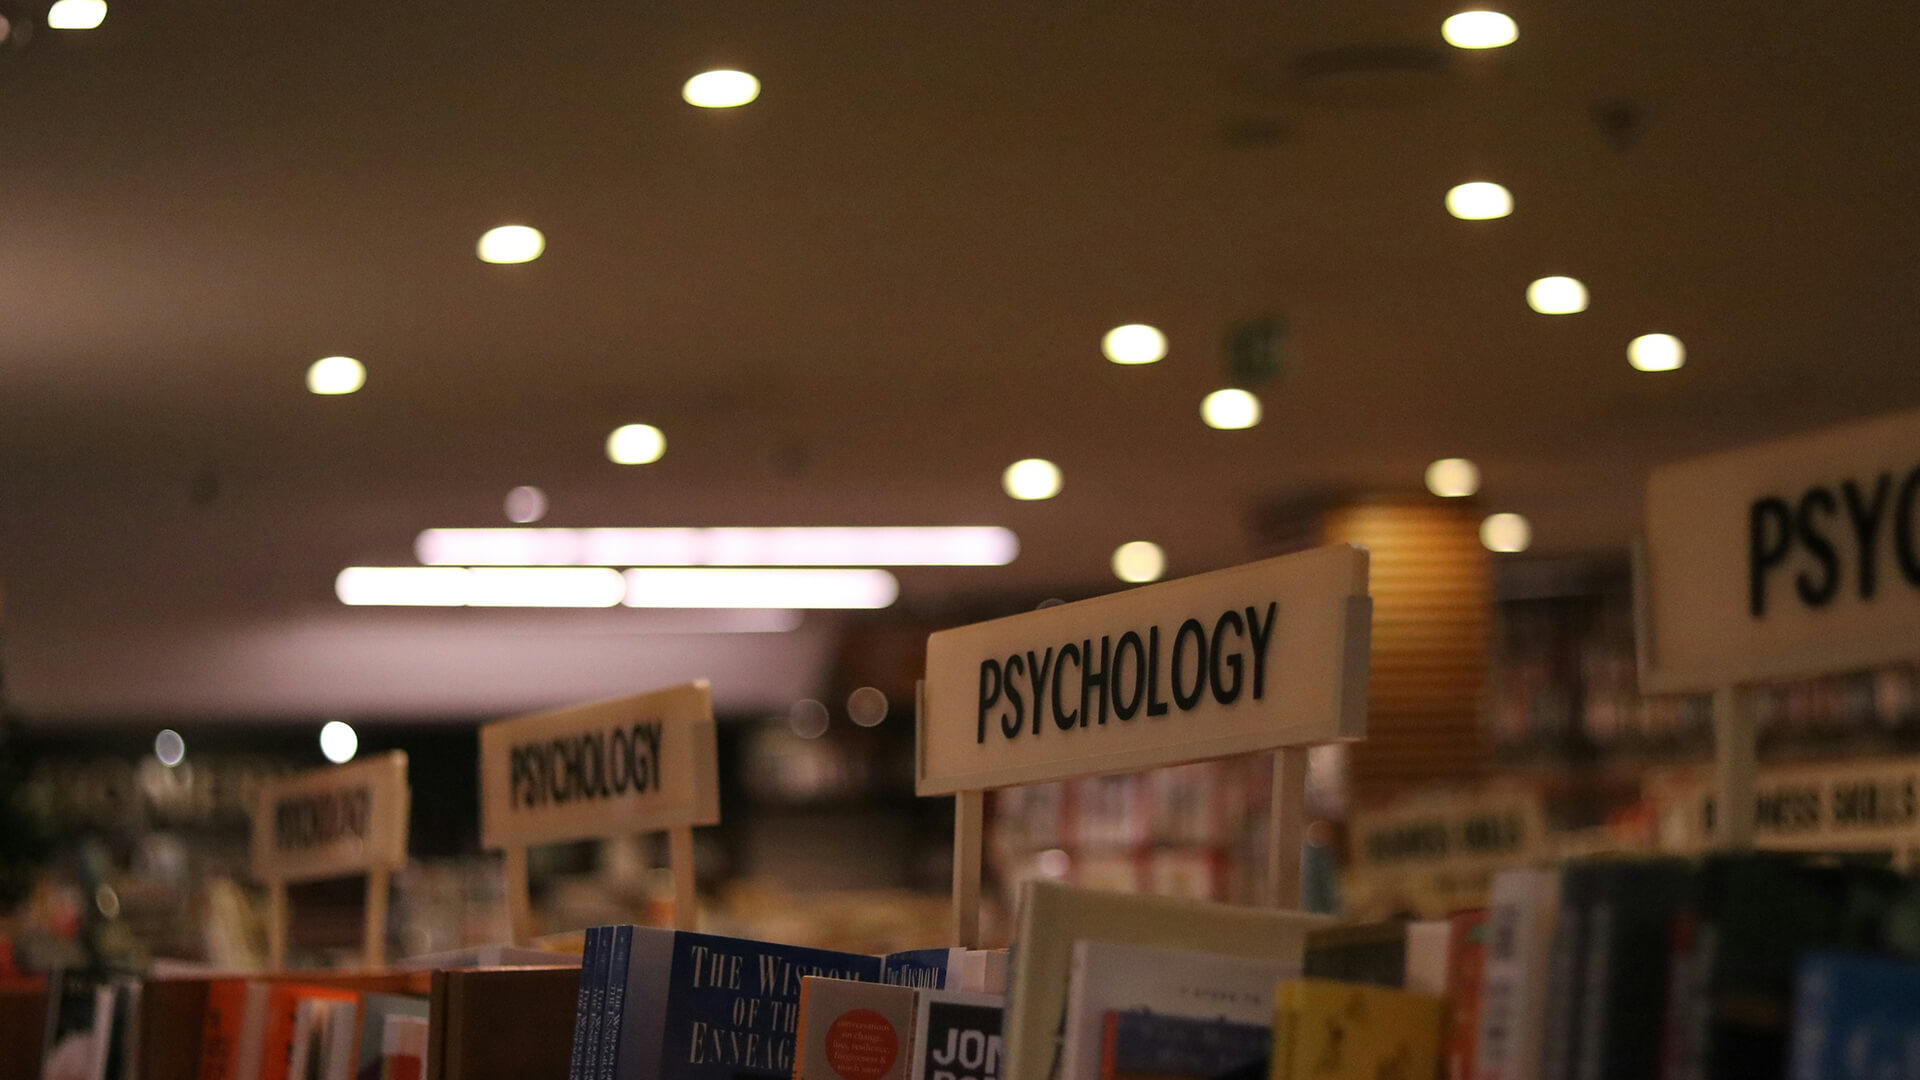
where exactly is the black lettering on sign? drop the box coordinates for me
[507,722,665,810]
[1364,822,1449,863]
[964,599,1286,745]
[1748,461,1920,618]
[274,786,372,852]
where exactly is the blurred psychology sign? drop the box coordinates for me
[251,751,409,884]
[1639,406,1920,693]
[479,680,719,851]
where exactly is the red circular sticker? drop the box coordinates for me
[824,1008,899,1080]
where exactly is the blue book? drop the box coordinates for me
[570,926,605,1080]
[1790,951,1920,1080]
[598,926,634,1080]
[602,926,885,1080]
[1102,1010,1269,1080]
[882,948,966,990]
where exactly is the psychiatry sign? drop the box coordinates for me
[252,751,410,884]
[479,680,719,851]
[1640,406,1920,693]
[917,544,1371,795]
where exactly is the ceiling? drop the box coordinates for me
[4,0,1919,721]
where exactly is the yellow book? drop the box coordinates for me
[1271,980,1442,1080]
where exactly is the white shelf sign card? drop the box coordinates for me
[1647,756,1920,864]
[251,750,410,969]
[1345,789,1546,920]
[479,680,719,939]
[1638,405,1920,848]
[919,544,1372,942]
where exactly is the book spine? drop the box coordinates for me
[571,926,604,1080]
[586,928,615,1080]
[1574,899,1615,1080]
[1539,886,1588,1080]
[599,926,634,1080]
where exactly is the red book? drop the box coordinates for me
[1445,909,1489,1080]
[259,986,361,1080]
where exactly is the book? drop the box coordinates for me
[569,926,605,1080]
[1443,910,1488,1080]
[794,976,919,1080]
[597,926,883,1080]
[1471,866,1561,1080]
[261,986,361,1080]
[1570,859,1689,1080]
[427,967,578,1080]
[1302,921,1410,989]
[199,980,270,1080]
[1666,854,1909,1080]
[1403,920,1452,996]
[1790,951,1920,1080]
[1270,979,1442,1080]
[909,990,1002,1080]
[1004,880,1327,1080]
[286,999,329,1080]
[380,1016,427,1080]
[357,995,429,1080]
[595,927,630,1080]
[1060,941,1295,1080]
[1100,1011,1267,1080]
[320,1001,360,1080]
[1538,863,1599,1080]
[39,970,112,1080]
[882,950,968,991]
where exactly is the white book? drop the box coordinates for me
[1059,941,1295,1080]
[1404,919,1453,996]
[286,999,326,1080]
[86,984,116,1080]
[381,1015,430,1080]
[319,1001,359,1080]
[1473,867,1564,1080]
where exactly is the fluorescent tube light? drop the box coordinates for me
[414,526,1017,567]
[335,567,623,608]
[622,568,898,609]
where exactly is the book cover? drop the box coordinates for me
[199,980,270,1080]
[1006,881,1326,1080]
[432,967,578,1080]
[882,950,967,991]
[260,986,362,1080]
[1443,910,1488,1080]
[379,1015,427,1080]
[1538,863,1600,1080]
[602,926,884,1080]
[1302,921,1409,989]
[596,927,632,1080]
[569,926,604,1080]
[1403,921,1452,997]
[1099,1011,1268,1080]
[794,977,920,1080]
[1060,941,1294,1080]
[1270,980,1442,1080]
[910,990,1003,1080]
[321,1001,360,1080]
[1570,859,1688,1080]
[356,994,429,1080]
[1790,951,1920,1080]
[1470,866,1561,1080]
[286,999,328,1080]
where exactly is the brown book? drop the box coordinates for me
[0,980,50,1080]
[428,967,577,1080]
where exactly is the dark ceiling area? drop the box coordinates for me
[4,0,1918,720]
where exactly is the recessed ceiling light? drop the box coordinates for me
[1200,388,1261,430]
[477,225,545,264]
[416,525,1019,567]
[1480,512,1532,553]
[1526,276,1589,315]
[1445,181,1513,220]
[1111,541,1167,584]
[1441,10,1517,49]
[1424,458,1481,498]
[1102,324,1168,365]
[154,729,185,768]
[683,69,761,108]
[504,486,547,524]
[46,0,107,30]
[1003,458,1062,500]
[319,720,359,764]
[1628,333,1686,372]
[306,355,365,395]
[606,424,666,465]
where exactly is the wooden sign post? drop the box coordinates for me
[479,681,720,942]
[1637,406,1920,850]
[252,751,410,970]
[917,544,1372,945]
